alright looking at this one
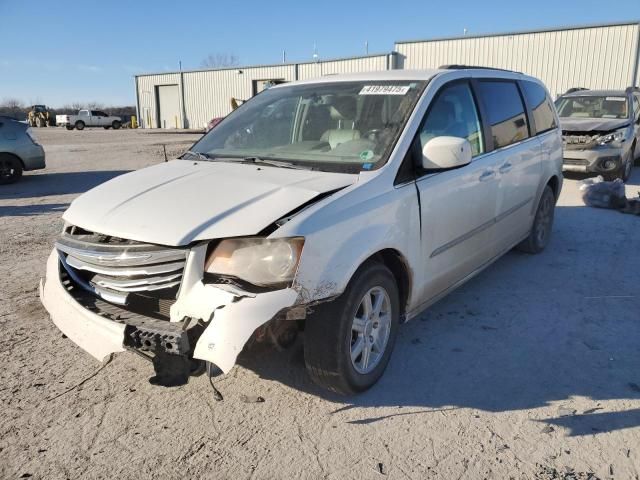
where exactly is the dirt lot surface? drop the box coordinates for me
[1,128,639,480]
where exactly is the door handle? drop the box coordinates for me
[498,162,513,174]
[479,169,495,181]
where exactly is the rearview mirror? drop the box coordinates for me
[421,136,472,170]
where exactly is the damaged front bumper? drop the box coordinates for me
[40,247,298,378]
[562,146,623,174]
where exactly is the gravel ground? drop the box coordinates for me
[1,128,639,480]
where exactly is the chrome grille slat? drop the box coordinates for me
[65,255,184,277]
[92,272,183,291]
[56,227,187,305]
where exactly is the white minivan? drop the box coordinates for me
[41,67,562,394]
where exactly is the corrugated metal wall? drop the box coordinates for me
[136,73,181,129]
[396,23,640,97]
[135,54,393,128]
[297,54,390,80]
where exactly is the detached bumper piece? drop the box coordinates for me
[60,257,204,387]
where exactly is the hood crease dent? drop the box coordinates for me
[63,160,357,246]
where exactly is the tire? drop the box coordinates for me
[304,261,400,395]
[517,185,555,254]
[621,145,634,182]
[103,126,111,129]
[0,154,23,185]
[112,120,121,130]
[75,121,85,131]
[66,126,74,131]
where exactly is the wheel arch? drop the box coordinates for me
[546,174,560,201]
[0,151,25,169]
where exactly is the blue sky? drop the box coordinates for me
[1,1,637,107]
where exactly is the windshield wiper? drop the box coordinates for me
[182,151,213,161]
[235,156,314,170]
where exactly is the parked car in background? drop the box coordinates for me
[56,110,122,131]
[0,116,45,184]
[555,87,640,181]
[41,68,562,394]
[205,116,224,133]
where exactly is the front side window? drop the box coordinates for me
[476,81,529,149]
[555,95,629,120]
[190,81,427,173]
[418,82,484,157]
[521,81,557,134]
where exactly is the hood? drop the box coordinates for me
[64,160,357,246]
[560,117,630,133]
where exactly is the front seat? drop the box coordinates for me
[321,96,360,148]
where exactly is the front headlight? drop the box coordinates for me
[597,128,627,145]
[205,237,304,287]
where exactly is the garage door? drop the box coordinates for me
[157,85,180,129]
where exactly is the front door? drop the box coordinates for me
[415,81,500,302]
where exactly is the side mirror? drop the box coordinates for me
[421,136,472,170]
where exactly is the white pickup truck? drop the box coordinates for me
[56,110,122,131]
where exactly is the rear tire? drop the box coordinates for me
[517,185,555,254]
[103,126,111,129]
[304,261,400,395]
[112,120,121,130]
[66,126,74,131]
[0,154,23,185]
[75,121,85,131]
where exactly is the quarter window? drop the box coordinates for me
[476,81,529,149]
[418,82,484,157]
[521,81,557,134]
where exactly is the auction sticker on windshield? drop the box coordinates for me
[359,85,410,95]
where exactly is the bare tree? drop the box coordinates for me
[0,98,25,119]
[201,53,240,69]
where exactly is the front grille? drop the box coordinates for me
[56,226,187,318]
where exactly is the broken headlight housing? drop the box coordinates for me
[597,128,627,145]
[205,237,304,287]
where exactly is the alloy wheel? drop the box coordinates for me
[350,286,392,374]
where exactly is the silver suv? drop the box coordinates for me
[0,116,46,184]
[555,87,640,181]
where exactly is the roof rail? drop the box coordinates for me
[564,87,590,94]
[438,64,521,73]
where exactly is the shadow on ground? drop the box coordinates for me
[238,203,640,436]
[0,170,129,200]
[0,203,68,217]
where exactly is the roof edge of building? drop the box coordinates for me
[134,51,397,78]
[394,20,640,46]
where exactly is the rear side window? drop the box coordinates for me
[521,81,557,134]
[419,82,485,157]
[476,81,529,149]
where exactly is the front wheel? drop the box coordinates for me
[517,185,555,254]
[75,121,85,131]
[304,261,400,395]
[112,120,121,129]
[65,125,74,130]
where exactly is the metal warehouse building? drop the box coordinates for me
[135,53,397,129]
[395,21,640,98]
[135,21,640,129]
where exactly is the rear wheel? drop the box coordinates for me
[103,126,111,129]
[0,154,23,185]
[66,125,74,130]
[517,185,555,254]
[304,261,400,395]
[112,120,121,130]
[75,121,85,131]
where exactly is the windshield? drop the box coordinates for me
[189,81,427,172]
[555,95,629,120]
